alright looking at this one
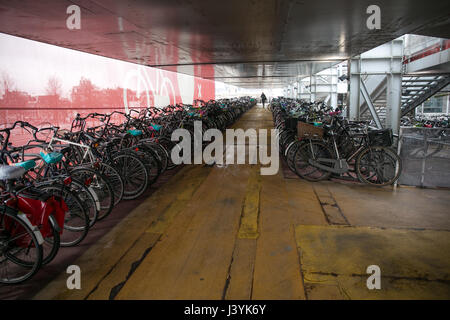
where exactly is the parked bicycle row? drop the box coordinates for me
[0,97,256,284]
[400,115,449,128]
[271,97,402,186]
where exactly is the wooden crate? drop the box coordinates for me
[297,121,324,139]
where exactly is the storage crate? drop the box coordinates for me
[368,128,393,147]
[297,121,324,139]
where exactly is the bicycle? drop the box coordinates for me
[293,117,402,186]
[0,165,43,284]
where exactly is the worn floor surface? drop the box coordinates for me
[32,106,450,300]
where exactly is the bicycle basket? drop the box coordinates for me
[368,129,393,147]
[297,121,324,139]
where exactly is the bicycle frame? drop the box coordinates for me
[47,136,96,164]
[306,119,368,175]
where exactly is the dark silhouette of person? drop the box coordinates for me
[261,92,267,107]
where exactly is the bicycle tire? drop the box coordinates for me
[356,146,403,186]
[36,184,89,247]
[293,140,333,182]
[70,178,99,227]
[112,153,148,200]
[70,167,115,221]
[98,162,124,205]
[0,206,43,284]
[132,146,160,184]
[42,218,60,265]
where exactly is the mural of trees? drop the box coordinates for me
[0,71,30,107]
[1,70,15,96]
[71,77,98,108]
[45,75,62,107]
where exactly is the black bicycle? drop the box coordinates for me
[293,117,402,186]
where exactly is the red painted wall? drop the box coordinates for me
[0,33,215,146]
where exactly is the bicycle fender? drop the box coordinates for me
[48,214,61,233]
[88,186,101,212]
[17,212,44,245]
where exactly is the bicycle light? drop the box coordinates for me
[84,177,92,186]
[63,176,72,185]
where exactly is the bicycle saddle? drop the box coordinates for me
[127,129,143,136]
[150,124,162,131]
[14,160,36,171]
[0,165,26,180]
[40,151,63,164]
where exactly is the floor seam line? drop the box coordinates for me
[108,234,162,300]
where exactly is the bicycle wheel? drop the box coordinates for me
[159,137,178,170]
[0,206,43,284]
[293,140,333,181]
[112,153,148,200]
[70,167,114,221]
[285,140,301,172]
[98,162,124,205]
[356,146,402,186]
[42,219,60,265]
[61,145,84,167]
[141,140,168,173]
[70,178,99,227]
[133,146,160,184]
[36,184,89,247]
[14,189,61,265]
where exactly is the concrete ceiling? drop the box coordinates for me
[0,0,449,88]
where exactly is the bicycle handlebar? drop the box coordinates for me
[0,121,38,132]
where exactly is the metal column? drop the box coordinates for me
[348,58,361,120]
[310,74,316,102]
[386,72,403,134]
[360,80,382,128]
[348,39,404,135]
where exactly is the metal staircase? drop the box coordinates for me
[359,74,450,122]
[349,36,449,131]
[400,74,450,116]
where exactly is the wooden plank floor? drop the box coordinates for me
[33,106,450,300]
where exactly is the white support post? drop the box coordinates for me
[446,94,450,115]
[386,40,404,136]
[349,58,361,120]
[330,67,338,109]
[310,75,316,102]
[386,72,403,135]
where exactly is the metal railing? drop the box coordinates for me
[398,127,450,188]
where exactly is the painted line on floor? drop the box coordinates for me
[238,165,262,239]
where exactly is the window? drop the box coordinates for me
[423,95,446,113]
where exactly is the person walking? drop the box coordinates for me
[261,92,267,108]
